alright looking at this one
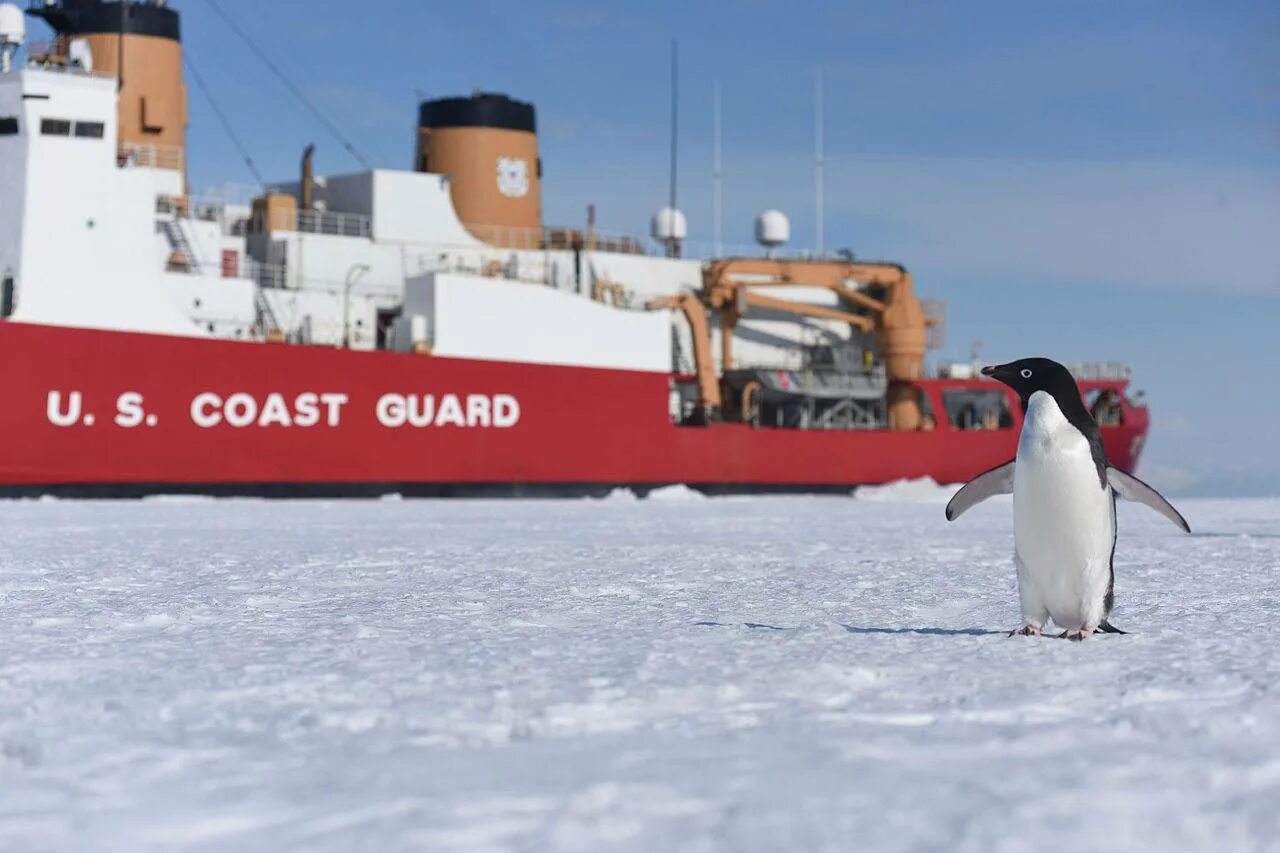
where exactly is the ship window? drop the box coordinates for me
[40,118,71,136]
[0,116,17,136]
[73,121,105,139]
[942,389,1013,430]
[1086,388,1125,427]
[1,272,14,318]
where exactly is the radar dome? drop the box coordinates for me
[0,3,25,46]
[651,207,688,242]
[755,209,790,249]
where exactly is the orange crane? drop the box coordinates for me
[647,259,939,429]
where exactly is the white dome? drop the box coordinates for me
[67,37,93,72]
[755,209,790,248]
[651,207,688,242]
[0,4,25,47]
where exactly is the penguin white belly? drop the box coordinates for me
[1013,392,1115,630]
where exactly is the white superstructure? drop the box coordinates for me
[0,28,873,378]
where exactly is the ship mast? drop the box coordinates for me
[665,39,681,258]
[815,68,825,258]
[713,80,722,258]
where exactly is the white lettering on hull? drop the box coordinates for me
[190,392,351,428]
[115,392,145,428]
[46,391,83,427]
[45,390,521,430]
[375,394,520,429]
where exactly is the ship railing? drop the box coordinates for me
[237,259,399,300]
[22,39,112,76]
[296,208,372,238]
[191,199,253,237]
[1067,362,1132,381]
[195,183,266,208]
[255,208,372,239]
[242,211,851,263]
[119,143,184,172]
[679,239,855,263]
[458,222,848,263]
[154,195,253,237]
[930,361,1132,382]
[246,260,289,290]
[392,243,572,291]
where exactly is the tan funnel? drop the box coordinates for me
[416,92,543,249]
[30,2,187,176]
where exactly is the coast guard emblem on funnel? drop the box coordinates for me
[497,157,530,198]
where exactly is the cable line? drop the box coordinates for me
[200,0,372,169]
[184,51,265,188]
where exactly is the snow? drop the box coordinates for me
[1,495,1279,851]
[643,484,707,502]
[854,475,956,503]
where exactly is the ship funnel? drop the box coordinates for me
[415,92,543,249]
[27,0,187,177]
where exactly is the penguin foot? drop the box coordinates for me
[1009,625,1042,637]
[1059,629,1094,642]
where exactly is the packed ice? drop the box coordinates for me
[1,493,1278,851]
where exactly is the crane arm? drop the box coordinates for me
[741,292,874,332]
[645,293,722,416]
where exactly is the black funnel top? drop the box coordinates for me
[28,0,181,42]
[419,92,536,134]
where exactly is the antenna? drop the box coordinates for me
[713,80,722,258]
[814,67,824,257]
[667,39,680,257]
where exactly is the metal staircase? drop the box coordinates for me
[253,288,283,341]
[162,219,199,273]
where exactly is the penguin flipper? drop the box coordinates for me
[1106,467,1191,533]
[945,459,1015,521]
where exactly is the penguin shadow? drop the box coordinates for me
[840,625,1006,637]
[693,621,1004,637]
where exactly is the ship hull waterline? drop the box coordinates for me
[0,323,1148,496]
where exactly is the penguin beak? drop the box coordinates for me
[982,363,1017,386]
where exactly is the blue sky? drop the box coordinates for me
[53,1,1280,493]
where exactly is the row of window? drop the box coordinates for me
[41,118,105,139]
[0,117,105,139]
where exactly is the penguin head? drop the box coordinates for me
[981,357,1080,410]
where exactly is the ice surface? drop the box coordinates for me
[643,484,707,502]
[1,496,1278,851]
[853,476,957,504]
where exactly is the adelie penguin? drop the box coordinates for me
[945,357,1190,640]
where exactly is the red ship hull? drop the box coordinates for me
[0,323,1148,492]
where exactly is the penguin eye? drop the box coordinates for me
[1020,369,1033,379]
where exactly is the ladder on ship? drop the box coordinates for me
[162,219,199,273]
[254,288,284,341]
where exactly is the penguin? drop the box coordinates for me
[945,357,1190,640]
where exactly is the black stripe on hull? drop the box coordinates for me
[0,481,870,500]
